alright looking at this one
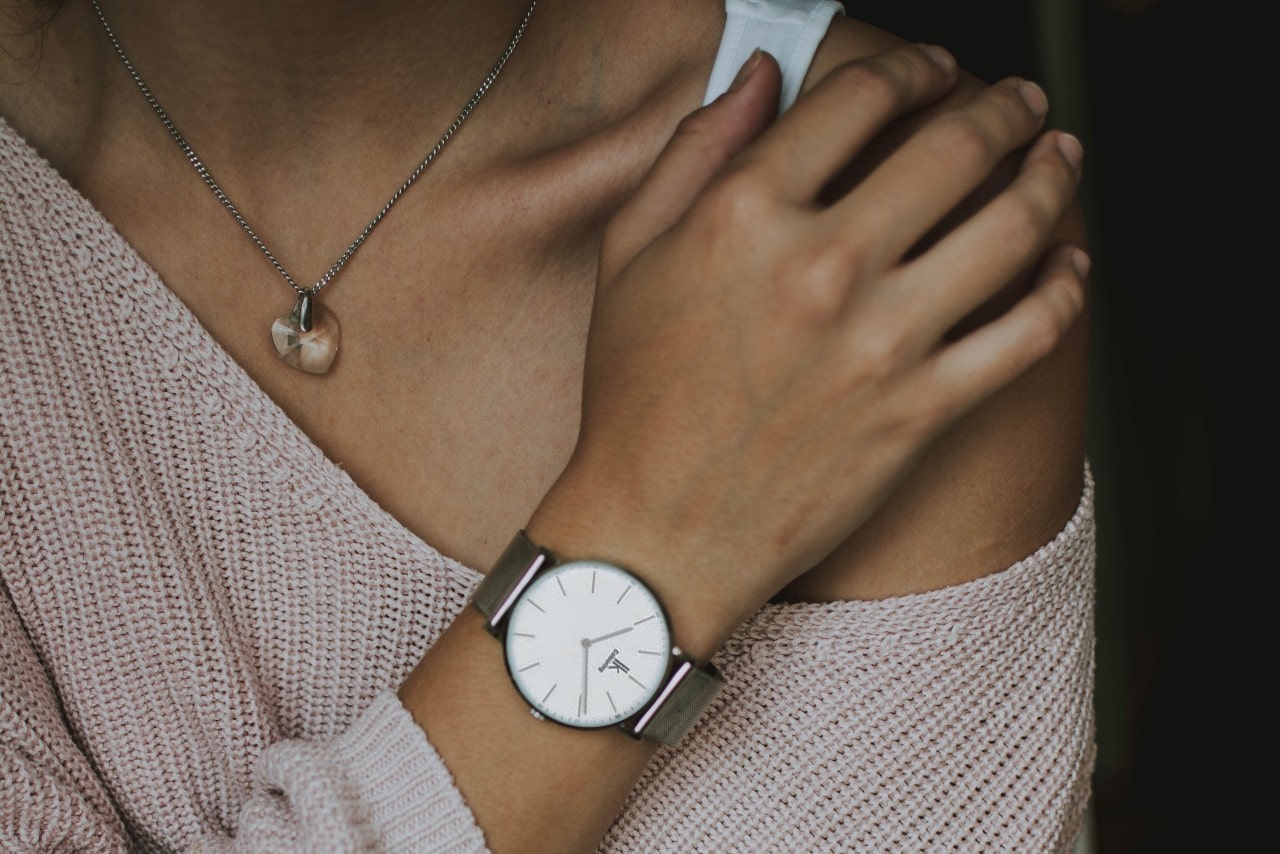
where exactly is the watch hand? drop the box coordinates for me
[580,638,590,716]
[586,626,634,646]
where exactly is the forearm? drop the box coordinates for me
[397,477,753,854]
[399,606,657,854]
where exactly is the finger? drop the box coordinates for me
[830,76,1051,266]
[740,42,958,204]
[908,243,1088,423]
[599,50,782,282]
[893,130,1084,347]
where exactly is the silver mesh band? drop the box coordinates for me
[623,651,726,746]
[472,530,553,634]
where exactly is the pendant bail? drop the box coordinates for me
[293,293,314,333]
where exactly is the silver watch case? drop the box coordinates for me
[472,531,725,745]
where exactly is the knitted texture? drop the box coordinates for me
[1,116,1096,852]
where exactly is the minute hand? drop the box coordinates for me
[586,626,634,646]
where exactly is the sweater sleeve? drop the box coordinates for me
[1,584,486,853]
[205,692,488,853]
[602,470,1097,853]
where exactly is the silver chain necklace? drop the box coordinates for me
[91,0,538,374]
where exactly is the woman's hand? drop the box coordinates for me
[526,44,1087,660]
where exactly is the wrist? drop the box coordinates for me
[524,476,756,664]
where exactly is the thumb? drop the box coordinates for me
[599,50,781,282]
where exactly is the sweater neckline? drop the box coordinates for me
[0,116,486,585]
[1,117,1095,621]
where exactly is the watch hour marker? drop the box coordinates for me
[616,584,632,604]
[527,599,545,613]
[606,691,618,714]
[591,571,597,594]
[557,576,567,596]
[518,661,541,673]
[633,614,656,625]
[627,674,647,690]
[578,692,586,716]
[542,685,556,704]
[512,632,535,638]
[638,649,662,656]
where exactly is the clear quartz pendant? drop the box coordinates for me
[271,294,339,374]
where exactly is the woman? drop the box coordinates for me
[0,0,1094,850]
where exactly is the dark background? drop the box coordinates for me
[849,1,1234,850]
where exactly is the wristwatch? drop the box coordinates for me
[472,530,726,746]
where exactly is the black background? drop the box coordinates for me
[849,1,1236,850]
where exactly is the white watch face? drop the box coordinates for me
[504,561,672,729]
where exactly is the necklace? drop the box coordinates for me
[90,0,538,374]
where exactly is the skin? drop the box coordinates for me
[0,1,1090,851]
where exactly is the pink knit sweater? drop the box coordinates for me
[0,117,1096,852]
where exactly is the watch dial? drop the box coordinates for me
[505,561,672,728]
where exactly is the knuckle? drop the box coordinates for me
[674,106,714,138]
[698,168,776,232]
[931,114,998,169]
[1022,303,1067,358]
[845,325,911,382]
[1042,144,1081,195]
[991,82,1037,134]
[893,42,950,84]
[673,109,734,164]
[840,229,879,269]
[784,244,855,324]
[997,195,1052,257]
[831,57,905,110]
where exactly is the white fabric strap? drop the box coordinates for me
[702,0,846,112]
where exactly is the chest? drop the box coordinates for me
[103,132,650,572]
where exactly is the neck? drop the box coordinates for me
[0,0,557,275]
[96,0,532,134]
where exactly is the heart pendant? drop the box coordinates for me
[271,294,339,374]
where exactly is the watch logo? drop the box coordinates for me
[598,648,630,674]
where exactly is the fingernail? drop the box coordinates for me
[729,48,763,93]
[1070,247,1091,279]
[1057,132,1084,169]
[1018,79,1049,116]
[916,43,955,73]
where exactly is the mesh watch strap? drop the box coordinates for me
[472,530,553,634]
[474,530,726,745]
[622,652,726,746]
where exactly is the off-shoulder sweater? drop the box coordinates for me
[0,15,1096,854]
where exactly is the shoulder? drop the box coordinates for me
[779,7,1094,600]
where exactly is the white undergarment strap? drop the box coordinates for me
[702,0,846,112]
